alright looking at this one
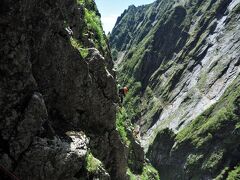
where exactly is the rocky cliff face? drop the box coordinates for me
[0,0,128,179]
[110,0,240,179]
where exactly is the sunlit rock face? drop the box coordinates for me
[110,0,240,179]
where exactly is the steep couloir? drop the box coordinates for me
[110,0,240,179]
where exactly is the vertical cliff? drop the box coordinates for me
[0,0,128,179]
[110,0,240,179]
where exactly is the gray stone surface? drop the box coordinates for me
[142,0,240,150]
[0,0,127,179]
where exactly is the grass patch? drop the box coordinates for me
[176,76,240,146]
[201,149,224,172]
[85,152,102,173]
[141,164,160,180]
[116,107,131,146]
[84,8,107,49]
[127,164,160,180]
[185,153,204,172]
[124,81,142,121]
[127,168,137,180]
[70,37,89,58]
[227,165,240,180]
[76,0,108,55]
[172,76,240,177]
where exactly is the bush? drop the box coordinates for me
[86,152,102,173]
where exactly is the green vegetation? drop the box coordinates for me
[116,78,143,136]
[124,81,142,120]
[84,151,110,178]
[75,0,109,58]
[77,0,87,5]
[84,8,107,49]
[127,168,136,180]
[77,0,97,11]
[185,153,204,173]
[141,164,160,180]
[177,78,240,145]
[140,86,163,132]
[116,95,160,179]
[173,77,240,177]
[85,152,102,173]
[70,0,107,58]
[111,0,240,178]
[227,165,240,180]
[142,77,239,179]
[70,37,89,58]
[73,2,161,179]
[127,164,160,180]
[214,167,230,180]
[111,48,118,61]
[201,149,224,172]
[177,107,235,148]
[116,107,131,146]
[77,0,108,53]
[119,34,153,80]
[197,72,208,92]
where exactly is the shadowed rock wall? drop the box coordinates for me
[0,0,127,179]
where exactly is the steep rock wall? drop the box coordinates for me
[0,0,127,179]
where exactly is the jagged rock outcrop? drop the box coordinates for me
[0,0,127,179]
[110,0,240,179]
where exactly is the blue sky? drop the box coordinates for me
[95,0,155,33]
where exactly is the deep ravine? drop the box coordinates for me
[110,0,240,179]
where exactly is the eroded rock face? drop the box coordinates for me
[0,0,127,179]
[14,133,89,180]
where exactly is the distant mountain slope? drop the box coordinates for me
[110,0,240,179]
[0,0,162,179]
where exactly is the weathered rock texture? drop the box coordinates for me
[110,0,240,179]
[0,0,127,179]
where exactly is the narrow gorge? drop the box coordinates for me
[0,0,240,180]
[110,0,240,179]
